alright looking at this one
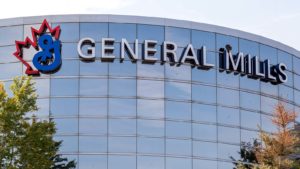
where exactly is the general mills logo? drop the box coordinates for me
[13,19,62,75]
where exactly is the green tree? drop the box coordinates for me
[0,76,76,169]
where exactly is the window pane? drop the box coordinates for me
[109,23,136,43]
[166,157,191,169]
[137,119,164,137]
[137,62,164,78]
[241,110,260,130]
[138,80,164,98]
[193,141,217,158]
[137,156,164,169]
[109,136,136,153]
[217,107,239,126]
[54,118,78,134]
[192,103,216,123]
[191,30,215,51]
[165,27,190,47]
[109,119,136,135]
[80,61,108,76]
[109,79,136,97]
[165,64,191,81]
[166,139,191,156]
[166,121,191,138]
[109,61,136,77]
[217,88,239,107]
[137,99,164,119]
[137,137,164,154]
[260,44,277,65]
[80,78,108,96]
[193,123,217,141]
[166,101,191,121]
[108,155,136,169]
[79,155,107,169]
[240,91,260,111]
[165,82,191,100]
[51,98,78,117]
[218,143,240,160]
[109,98,136,117]
[278,50,292,71]
[0,46,18,63]
[192,67,216,84]
[80,23,108,41]
[0,26,23,46]
[53,23,79,42]
[192,84,216,103]
[218,126,240,144]
[79,136,107,153]
[55,136,78,153]
[0,62,22,80]
[193,159,217,169]
[53,60,79,76]
[51,78,79,96]
[79,118,107,134]
[137,24,164,44]
[79,98,107,117]
[261,96,278,114]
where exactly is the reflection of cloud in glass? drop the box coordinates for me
[138,80,164,98]
[139,119,164,128]
[167,82,191,99]
[137,63,164,78]
[137,99,164,118]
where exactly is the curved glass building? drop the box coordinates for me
[0,14,299,169]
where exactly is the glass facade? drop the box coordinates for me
[0,16,299,169]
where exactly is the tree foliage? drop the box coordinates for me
[0,76,76,169]
[234,103,300,169]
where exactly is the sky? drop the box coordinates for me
[1,0,300,50]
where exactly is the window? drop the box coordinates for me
[109,79,136,97]
[54,136,78,153]
[192,67,216,84]
[193,159,217,169]
[52,23,79,42]
[0,26,23,46]
[79,136,107,153]
[191,30,215,51]
[193,123,217,141]
[109,98,136,117]
[166,157,191,169]
[165,64,191,81]
[52,60,79,76]
[109,119,136,135]
[278,50,292,71]
[166,101,191,121]
[80,61,108,76]
[137,62,164,79]
[192,84,216,103]
[260,44,277,65]
[165,27,190,47]
[137,137,164,154]
[137,119,164,137]
[0,62,22,80]
[261,96,278,114]
[217,71,239,88]
[51,98,78,117]
[80,23,108,42]
[54,118,78,134]
[240,91,260,110]
[108,155,136,169]
[79,155,107,169]
[137,156,164,169]
[261,82,278,97]
[279,85,294,101]
[218,126,240,144]
[79,118,107,135]
[294,56,300,74]
[79,98,107,117]
[109,61,136,77]
[80,78,108,96]
[240,76,260,92]
[0,46,18,63]
[166,139,191,156]
[109,23,136,43]
[241,110,260,130]
[51,78,79,96]
[138,79,164,98]
[216,34,238,53]
[218,143,240,160]
[193,141,217,158]
[239,39,259,56]
[217,107,239,126]
[108,136,136,153]
[192,103,216,123]
[137,99,164,119]
[241,130,259,142]
[165,82,191,100]
[137,24,164,44]
[166,121,191,138]
[34,78,50,97]
[61,43,78,59]
[217,88,239,107]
